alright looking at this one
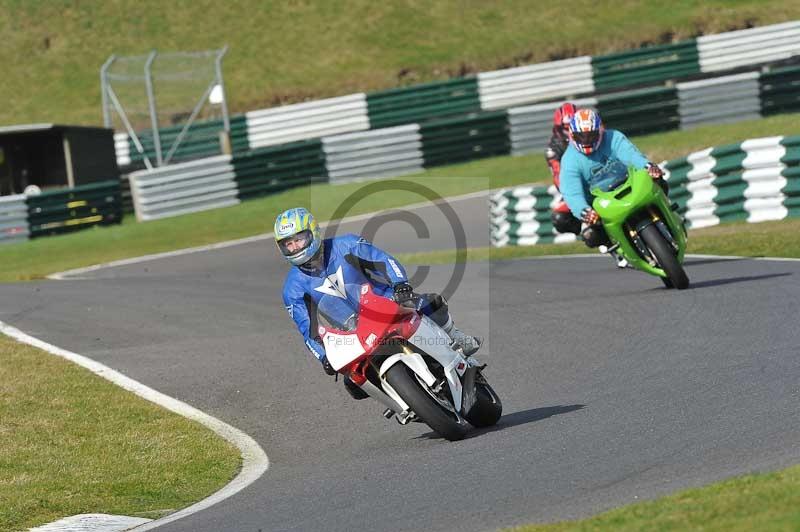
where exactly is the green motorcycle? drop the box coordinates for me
[589,160,689,289]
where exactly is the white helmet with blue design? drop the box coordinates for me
[274,207,321,266]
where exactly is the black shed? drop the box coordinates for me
[0,123,119,196]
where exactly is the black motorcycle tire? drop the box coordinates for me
[385,364,469,441]
[465,378,502,428]
[640,224,689,290]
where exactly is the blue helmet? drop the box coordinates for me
[274,207,321,266]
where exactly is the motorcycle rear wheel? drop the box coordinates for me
[385,364,469,441]
[640,224,689,290]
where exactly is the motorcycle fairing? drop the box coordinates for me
[592,167,687,277]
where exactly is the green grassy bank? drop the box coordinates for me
[2,1,798,125]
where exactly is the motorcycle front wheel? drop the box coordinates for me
[640,224,689,289]
[465,377,502,428]
[385,364,469,441]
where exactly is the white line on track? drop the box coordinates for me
[0,320,269,531]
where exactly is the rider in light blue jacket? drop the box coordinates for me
[558,109,667,252]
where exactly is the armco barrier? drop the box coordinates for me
[477,56,595,111]
[27,181,123,238]
[129,155,239,221]
[760,64,800,115]
[596,86,680,136]
[697,21,800,73]
[591,40,700,91]
[491,135,800,246]
[420,111,510,167]
[677,72,761,128]
[0,194,30,244]
[366,77,481,129]
[245,94,369,150]
[232,140,328,201]
[321,125,424,183]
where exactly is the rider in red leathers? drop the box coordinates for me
[545,102,582,235]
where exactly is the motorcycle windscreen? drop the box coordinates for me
[589,159,629,194]
[317,283,363,332]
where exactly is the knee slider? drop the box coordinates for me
[582,225,609,248]
[419,293,450,327]
[552,211,581,235]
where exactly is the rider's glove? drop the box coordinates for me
[321,358,336,376]
[581,207,599,225]
[392,282,415,306]
[647,163,664,179]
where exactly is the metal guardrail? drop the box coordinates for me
[420,111,510,167]
[322,125,424,183]
[129,155,239,221]
[597,86,680,136]
[477,56,595,111]
[232,140,328,201]
[26,181,123,237]
[760,64,800,115]
[366,77,481,129]
[0,194,30,244]
[246,94,370,150]
[697,20,800,73]
[678,72,761,129]
[591,40,700,91]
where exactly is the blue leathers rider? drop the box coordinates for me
[275,208,481,400]
[559,108,668,266]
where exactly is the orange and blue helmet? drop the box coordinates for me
[274,207,321,266]
[569,108,604,155]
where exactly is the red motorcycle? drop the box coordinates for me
[317,283,502,441]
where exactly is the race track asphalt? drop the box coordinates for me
[1,192,799,531]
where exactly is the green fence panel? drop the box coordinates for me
[760,65,800,115]
[592,40,700,91]
[229,115,250,153]
[596,86,680,136]
[780,136,800,166]
[367,77,481,129]
[709,143,748,223]
[232,139,328,201]
[665,156,692,214]
[125,116,254,167]
[27,180,123,238]
[420,111,510,168]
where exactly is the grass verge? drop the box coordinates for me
[0,336,240,530]
[2,113,799,282]
[508,465,800,531]
[397,219,800,264]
